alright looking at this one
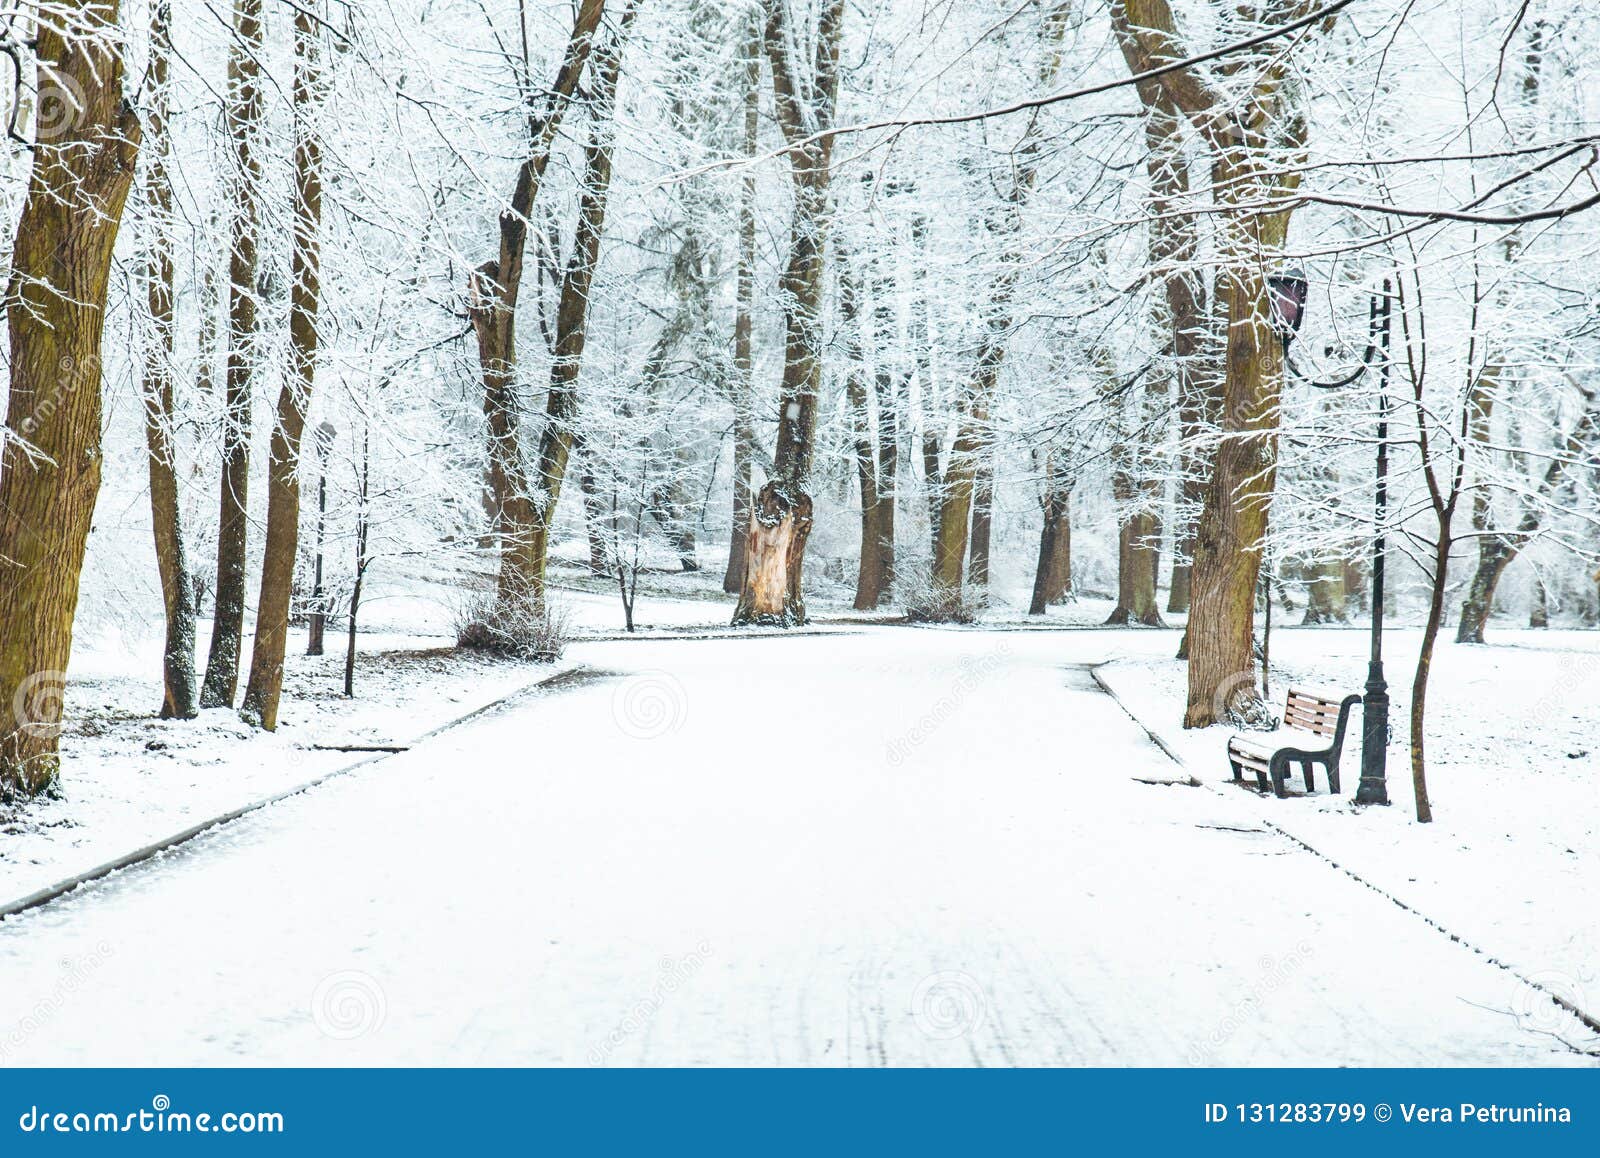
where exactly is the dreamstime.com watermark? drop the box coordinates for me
[9,670,68,741]
[1187,940,1315,1064]
[34,76,90,144]
[611,671,689,741]
[13,355,101,444]
[885,645,1010,766]
[910,970,987,1040]
[310,970,387,1041]
[15,1095,283,1136]
[589,941,712,1064]
[0,941,114,1062]
[1510,962,1597,1044]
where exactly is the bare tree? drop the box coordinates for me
[200,0,268,709]
[732,0,845,626]
[465,0,610,612]
[1110,0,1326,727]
[138,0,199,720]
[0,3,142,796]
[242,0,331,729]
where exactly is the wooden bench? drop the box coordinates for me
[1227,686,1361,798]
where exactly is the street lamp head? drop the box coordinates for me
[314,421,338,459]
[1267,265,1309,340]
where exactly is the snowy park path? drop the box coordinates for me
[0,629,1589,1066]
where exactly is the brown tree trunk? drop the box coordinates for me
[1455,538,1515,643]
[1409,532,1450,824]
[517,23,630,605]
[870,283,899,594]
[723,13,760,596]
[465,0,610,608]
[928,7,1069,617]
[1029,463,1072,615]
[842,262,888,611]
[733,0,844,626]
[139,0,198,721]
[201,0,267,709]
[968,455,993,589]
[1110,0,1318,727]
[1181,262,1285,725]
[1107,506,1164,625]
[241,4,326,730]
[0,5,141,796]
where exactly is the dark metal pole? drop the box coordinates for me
[1356,280,1392,805]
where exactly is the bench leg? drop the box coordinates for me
[1268,754,1290,799]
[1327,757,1341,796]
[1301,759,1316,793]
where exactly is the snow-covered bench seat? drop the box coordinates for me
[1227,685,1361,798]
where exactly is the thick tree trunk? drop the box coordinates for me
[1109,0,1315,727]
[734,484,814,625]
[139,0,198,721]
[0,6,141,796]
[1107,506,1164,626]
[968,455,993,589]
[1182,263,1284,727]
[1455,538,1516,643]
[1029,472,1072,616]
[242,5,326,730]
[200,0,267,709]
[465,0,609,607]
[733,0,842,626]
[723,13,760,595]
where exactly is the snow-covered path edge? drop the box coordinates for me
[1088,661,1600,1046]
[0,664,599,923]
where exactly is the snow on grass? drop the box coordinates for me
[1094,625,1600,1040]
[1,629,582,911]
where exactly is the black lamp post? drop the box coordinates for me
[1269,270,1392,807]
[307,420,337,657]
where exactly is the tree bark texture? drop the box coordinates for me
[138,0,198,721]
[1111,0,1321,727]
[242,3,327,730]
[0,5,141,796]
[201,0,267,709]
[723,12,760,595]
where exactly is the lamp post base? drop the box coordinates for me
[1355,663,1390,806]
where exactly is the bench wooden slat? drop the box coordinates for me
[1228,686,1360,798]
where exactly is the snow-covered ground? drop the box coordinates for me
[0,626,1594,1065]
[1094,625,1600,1054]
[0,575,737,911]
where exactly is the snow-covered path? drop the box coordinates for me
[0,630,1587,1065]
